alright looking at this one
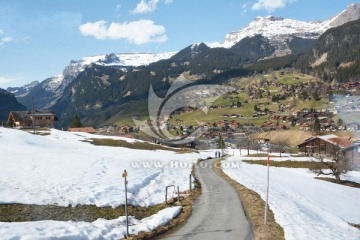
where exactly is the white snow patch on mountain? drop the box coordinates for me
[208,16,330,49]
[81,52,177,67]
[43,74,64,92]
[41,52,176,96]
[205,3,360,49]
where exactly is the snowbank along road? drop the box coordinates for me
[162,157,252,240]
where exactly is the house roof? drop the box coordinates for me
[68,127,97,133]
[10,111,31,122]
[9,110,56,122]
[318,134,338,141]
[328,137,354,148]
[298,134,360,149]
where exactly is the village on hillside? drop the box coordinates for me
[4,71,360,172]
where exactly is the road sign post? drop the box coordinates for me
[122,170,129,237]
[189,174,192,192]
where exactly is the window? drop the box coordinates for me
[320,144,325,153]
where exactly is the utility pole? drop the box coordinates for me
[32,96,35,134]
[264,154,270,225]
[122,170,129,237]
[269,132,271,153]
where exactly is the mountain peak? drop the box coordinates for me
[99,53,121,64]
[329,3,360,27]
[207,4,360,50]
[254,16,284,22]
[220,16,327,49]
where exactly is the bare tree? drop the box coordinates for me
[312,147,351,183]
[272,135,290,157]
[238,137,252,155]
[251,140,261,154]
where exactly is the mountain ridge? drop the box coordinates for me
[11,52,176,109]
[7,3,360,127]
[0,88,27,121]
[205,3,360,57]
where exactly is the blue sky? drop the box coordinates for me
[0,0,357,88]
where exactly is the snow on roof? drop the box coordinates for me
[317,134,338,140]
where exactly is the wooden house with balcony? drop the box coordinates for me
[297,134,360,170]
[8,110,57,129]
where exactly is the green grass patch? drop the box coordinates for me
[87,138,196,153]
[243,160,329,169]
[246,153,287,157]
[97,101,149,127]
[315,177,360,189]
[0,203,168,222]
[88,138,174,151]
[293,99,331,111]
[169,106,268,126]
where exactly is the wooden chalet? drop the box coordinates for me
[8,110,57,129]
[297,134,360,169]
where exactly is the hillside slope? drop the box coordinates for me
[0,89,26,121]
[296,18,360,82]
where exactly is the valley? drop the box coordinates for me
[1,2,360,240]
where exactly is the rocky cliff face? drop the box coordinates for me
[329,3,360,27]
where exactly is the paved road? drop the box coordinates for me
[162,158,252,240]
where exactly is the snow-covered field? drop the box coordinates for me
[222,152,360,240]
[0,127,206,239]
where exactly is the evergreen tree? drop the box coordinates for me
[70,115,82,128]
[236,100,242,107]
[313,117,321,133]
[218,134,225,149]
[337,118,344,126]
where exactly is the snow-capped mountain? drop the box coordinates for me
[7,81,39,98]
[15,52,176,109]
[13,3,360,111]
[206,3,360,57]
[329,3,360,27]
[221,16,329,48]
[43,52,177,93]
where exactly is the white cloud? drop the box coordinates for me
[0,75,22,87]
[115,4,122,17]
[0,30,13,46]
[0,36,13,46]
[252,0,296,13]
[241,2,250,15]
[132,0,159,14]
[79,19,167,45]
[131,0,173,14]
